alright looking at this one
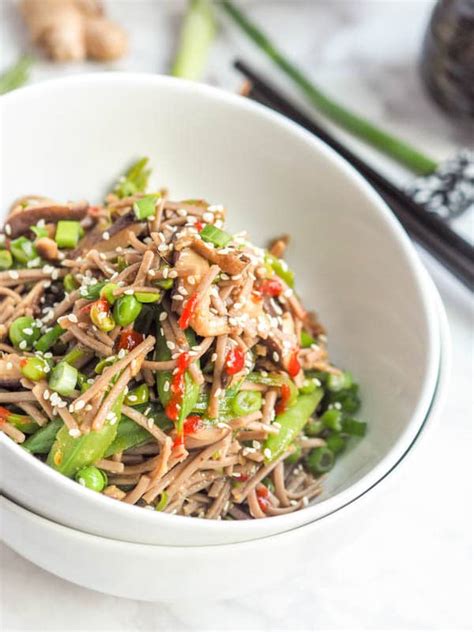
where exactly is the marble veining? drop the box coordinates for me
[1,1,472,630]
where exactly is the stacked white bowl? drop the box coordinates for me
[0,75,450,601]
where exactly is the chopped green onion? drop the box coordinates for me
[155,491,168,512]
[231,390,263,417]
[75,466,107,492]
[342,418,367,437]
[306,446,335,475]
[31,225,49,239]
[9,316,41,350]
[305,419,324,437]
[125,383,150,407]
[327,371,352,392]
[326,433,346,454]
[55,221,81,249]
[20,356,49,382]
[10,236,37,264]
[321,409,343,432]
[34,324,65,353]
[49,361,78,397]
[200,224,232,248]
[133,194,160,220]
[300,330,315,348]
[135,290,162,303]
[63,274,79,293]
[0,250,13,270]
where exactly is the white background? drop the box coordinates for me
[1,1,472,630]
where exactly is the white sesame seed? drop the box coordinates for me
[68,314,78,323]
[163,381,170,392]
[168,270,178,279]
[74,400,86,411]
[6,362,13,370]
[166,340,176,350]
[8,270,19,280]
[124,289,134,295]
[252,440,261,449]
[172,294,183,302]
[178,286,188,296]
[69,428,81,438]
[263,448,272,459]
[19,340,27,350]
[102,231,110,240]
[5,224,12,235]
[272,352,279,362]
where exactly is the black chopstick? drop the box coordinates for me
[234,59,474,289]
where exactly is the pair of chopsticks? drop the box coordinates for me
[235,60,474,290]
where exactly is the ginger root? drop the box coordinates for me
[20,0,128,62]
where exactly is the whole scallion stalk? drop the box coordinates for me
[172,0,216,80]
[0,56,33,95]
[220,1,437,175]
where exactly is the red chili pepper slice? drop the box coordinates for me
[287,349,301,378]
[259,279,283,297]
[183,415,203,435]
[195,221,204,232]
[178,292,199,330]
[165,352,190,422]
[224,346,245,375]
[275,383,291,415]
[0,406,11,422]
[256,484,270,512]
[117,329,144,351]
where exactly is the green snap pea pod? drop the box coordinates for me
[155,322,200,430]
[22,418,64,454]
[47,391,125,477]
[264,252,295,288]
[231,390,263,416]
[263,388,323,461]
[104,417,152,457]
[0,408,38,434]
[113,157,151,199]
[246,372,298,407]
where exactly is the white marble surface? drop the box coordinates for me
[1,1,472,630]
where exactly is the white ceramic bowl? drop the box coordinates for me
[0,73,441,546]
[0,282,450,602]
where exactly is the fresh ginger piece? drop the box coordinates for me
[20,0,127,62]
[84,16,128,61]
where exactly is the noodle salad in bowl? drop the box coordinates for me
[0,157,367,520]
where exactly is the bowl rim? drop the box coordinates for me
[0,72,442,541]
